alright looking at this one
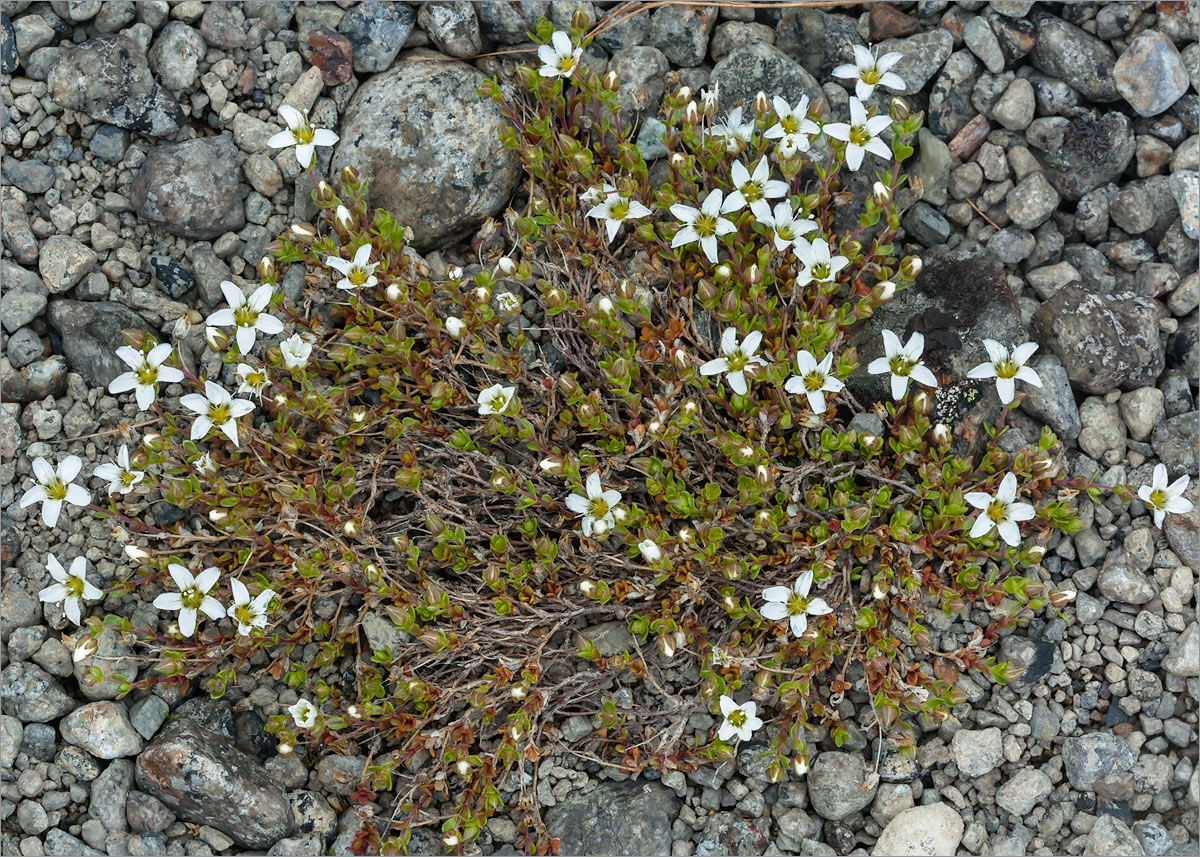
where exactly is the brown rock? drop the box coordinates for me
[948,114,990,159]
[869,4,920,40]
[135,719,293,849]
[302,25,354,86]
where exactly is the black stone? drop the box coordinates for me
[151,501,187,528]
[174,698,236,740]
[1,14,16,75]
[149,256,195,299]
[234,711,275,760]
[1096,799,1133,825]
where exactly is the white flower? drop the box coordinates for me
[497,291,522,315]
[195,453,216,475]
[965,473,1036,547]
[108,343,185,411]
[700,83,720,114]
[445,317,465,338]
[867,329,938,400]
[710,646,733,668]
[749,200,818,252]
[764,95,820,143]
[832,44,906,101]
[774,131,811,160]
[326,243,379,291]
[39,554,102,625]
[700,328,767,396]
[717,695,763,742]
[92,444,144,496]
[784,351,845,415]
[205,282,284,354]
[228,578,277,635]
[586,188,653,244]
[565,472,622,538]
[19,455,91,528]
[822,97,893,171]
[180,380,256,448]
[477,383,516,416]
[236,363,270,399]
[581,184,608,206]
[538,30,582,79]
[793,237,850,289]
[967,340,1042,405]
[670,189,737,264]
[280,334,313,370]
[761,569,834,637]
[710,106,755,152]
[152,564,226,638]
[266,104,339,168]
[721,158,789,214]
[1138,463,1194,528]
[638,539,662,563]
[289,698,319,729]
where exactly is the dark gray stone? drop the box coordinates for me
[477,1,547,45]
[2,158,55,194]
[338,0,415,72]
[1029,13,1120,102]
[809,752,877,820]
[1,355,69,403]
[710,42,821,116]
[131,133,246,239]
[546,781,678,856]
[0,662,76,722]
[148,255,194,299]
[88,123,129,162]
[46,299,156,389]
[1151,411,1199,479]
[650,3,716,67]
[6,327,44,368]
[1044,111,1136,202]
[929,50,981,138]
[903,201,951,246]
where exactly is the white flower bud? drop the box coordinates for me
[715,263,732,280]
[874,280,896,302]
[612,506,627,523]
[657,634,676,658]
[597,296,615,315]
[682,400,698,416]
[679,527,694,543]
[385,283,400,302]
[872,182,892,207]
[334,205,354,230]
[638,539,662,562]
[446,316,465,338]
[347,705,360,718]
[447,265,464,280]
[539,456,563,474]
[1026,545,1047,561]
[580,579,596,597]
[474,286,491,303]
[456,760,471,776]
[277,742,293,756]
[497,256,516,275]
[511,685,527,699]
[677,85,692,101]
[124,545,151,562]
[685,101,700,125]
[209,509,229,524]
[592,519,609,537]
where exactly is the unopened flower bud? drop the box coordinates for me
[669,152,687,168]
[209,509,229,524]
[603,70,619,90]
[901,256,923,278]
[671,347,689,370]
[580,579,596,597]
[347,705,361,719]
[932,423,952,447]
[638,539,662,562]
[792,755,809,776]
[1048,588,1077,608]
[289,222,317,243]
[657,634,676,658]
[861,433,882,452]
[648,418,663,434]
[385,283,400,302]
[497,255,516,276]
[755,464,771,486]
[714,263,732,281]
[684,101,700,125]
[592,519,609,537]
[755,509,772,528]
[539,456,563,474]
[872,576,889,600]
[445,316,465,338]
[205,326,229,352]
[1032,452,1056,476]
[257,256,276,280]
[1026,545,1046,562]
[447,265,463,281]
[682,400,698,416]
[351,407,368,423]
[679,527,694,543]
[873,280,896,303]
[511,685,527,700]
[340,164,359,184]
[891,96,910,120]
[343,519,360,538]
[315,180,335,203]
[912,390,932,415]
[872,181,892,207]
[124,545,151,562]
[676,85,692,101]
[596,296,615,315]
[754,90,771,114]
[456,760,471,776]
[443,834,459,848]
[334,205,354,231]
[474,286,491,303]
[746,263,761,285]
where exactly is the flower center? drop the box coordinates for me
[293,121,315,145]
[120,470,138,487]
[781,116,798,134]
[888,356,915,377]
[65,576,85,599]
[787,593,810,616]
[588,498,610,520]
[610,199,630,220]
[726,351,748,372]
[45,477,68,501]
[233,604,256,626]
[811,263,831,280]
[558,55,576,75]
[861,68,882,85]
[727,709,747,728]
[994,358,1018,379]
[986,500,1009,523]
[1147,489,1166,510]
[180,585,204,610]
[694,213,718,238]
[741,180,764,202]
[804,372,826,392]
[233,305,257,328]
[849,125,872,147]
[208,403,231,426]
[489,393,509,412]
[135,363,158,387]
[777,224,796,241]
[348,267,370,286]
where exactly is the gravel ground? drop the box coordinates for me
[1,1,1198,856]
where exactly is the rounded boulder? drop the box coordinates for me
[331,51,521,251]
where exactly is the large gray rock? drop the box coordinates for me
[929,50,981,138]
[1019,352,1081,440]
[1063,732,1136,791]
[1032,286,1166,395]
[545,781,678,856]
[1163,622,1199,678]
[60,701,144,759]
[995,768,1053,816]
[38,235,97,294]
[338,0,414,72]
[950,727,1003,777]
[46,300,155,390]
[135,719,294,849]
[875,28,955,94]
[1086,815,1147,856]
[147,21,206,91]
[0,662,75,722]
[331,52,521,252]
[1151,411,1199,478]
[1113,29,1190,117]
[47,34,183,135]
[871,802,964,856]
[1043,112,1136,201]
[649,3,716,67]
[1029,13,1120,102]
[774,7,863,80]
[477,1,546,45]
[710,42,822,117]
[694,812,772,856]
[132,133,246,239]
[809,752,878,821]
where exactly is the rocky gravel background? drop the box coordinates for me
[0,1,1198,855]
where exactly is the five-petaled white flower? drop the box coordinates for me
[477,383,516,416]
[793,237,850,289]
[761,569,833,637]
[710,106,755,152]
[722,158,789,214]
[195,453,216,476]
[750,200,818,252]
[765,95,820,144]
[586,187,653,244]
[497,291,522,315]
[867,329,938,400]
[266,104,339,168]
[638,539,662,563]
[967,340,1042,405]
[326,243,379,291]
[289,698,319,729]
[1138,463,1194,528]
[228,578,277,635]
[180,380,255,448]
[236,363,270,399]
[965,472,1036,547]
[206,281,284,355]
[39,554,102,626]
[152,564,226,638]
[784,351,845,415]
[717,695,763,742]
[774,131,812,160]
[108,343,185,411]
[670,189,737,264]
[93,444,144,496]
[822,97,893,172]
[538,30,582,79]
[833,44,906,101]
[280,334,313,370]
[700,328,767,396]
[565,472,622,538]
[20,455,91,528]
